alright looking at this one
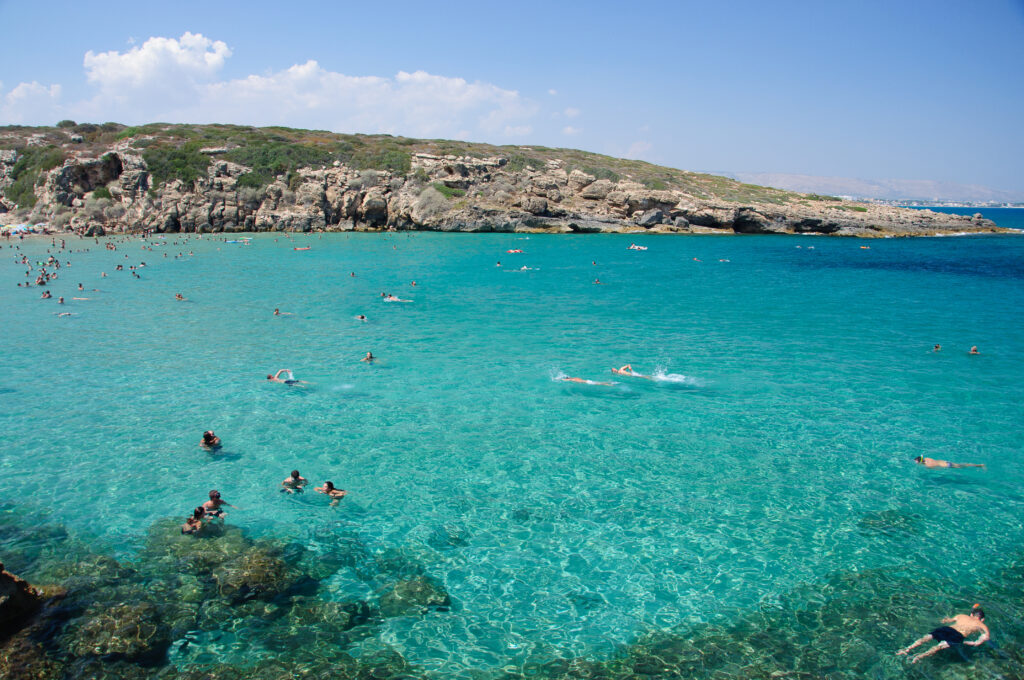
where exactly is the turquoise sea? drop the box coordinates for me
[2,214,1024,678]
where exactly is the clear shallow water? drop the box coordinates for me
[2,228,1023,675]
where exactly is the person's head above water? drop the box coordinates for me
[291,470,300,479]
[193,507,205,519]
[209,490,221,500]
[914,455,925,463]
[324,481,334,491]
[971,604,985,620]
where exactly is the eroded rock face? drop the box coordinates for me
[2,136,1007,238]
[0,564,41,638]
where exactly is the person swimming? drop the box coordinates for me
[561,376,615,386]
[969,346,980,355]
[898,605,990,664]
[315,480,347,506]
[281,470,308,493]
[355,314,367,321]
[200,430,222,450]
[267,369,307,385]
[202,490,238,518]
[612,364,652,379]
[361,352,375,363]
[181,507,206,535]
[914,455,985,469]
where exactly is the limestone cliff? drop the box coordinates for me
[0,123,1006,237]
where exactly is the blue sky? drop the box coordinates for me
[1,0,1022,194]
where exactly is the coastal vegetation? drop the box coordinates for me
[0,122,1003,237]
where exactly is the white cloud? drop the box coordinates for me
[562,125,582,135]
[84,32,231,90]
[548,89,558,96]
[564,107,581,118]
[0,34,537,142]
[625,141,653,159]
[1,81,63,124]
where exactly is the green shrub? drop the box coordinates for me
[641,177,668,190]
[235,172,265,190]
[223,142,337,189]
[504,153,546,173]
[56,120,77,129]
[584,166,620,183]
[850,205,868,212]
[806,193,841,202]
[412,167,430,183]
[143,141,211,187]
[6,145,66,208]
[92,185,112,199]
[432,182,466,199]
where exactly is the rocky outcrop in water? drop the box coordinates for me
[0,564,42,638]
[0,128,1008,238]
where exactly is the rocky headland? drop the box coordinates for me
[0,122,1007,237]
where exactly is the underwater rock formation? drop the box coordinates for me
[378,575,452,617]
[0,563,42,638]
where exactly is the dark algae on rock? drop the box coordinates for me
[0,123,1007,238]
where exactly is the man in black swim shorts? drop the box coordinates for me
[897,606,990,664]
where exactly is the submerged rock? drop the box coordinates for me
[63,602,171,662]
[213,546,300,604]
[0,563,42,638]
[378,576,451,617]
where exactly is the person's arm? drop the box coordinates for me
[966,625,990,646]
[940,617,955,624]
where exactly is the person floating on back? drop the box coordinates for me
[897,605,989,664]
[914,455,985,470]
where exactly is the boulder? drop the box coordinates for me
[0,564,41,638]
[637,209,665,227]
[580,179,614,200]
[522,196,549,216]
[378,576,451,617]
[567,169,595,192]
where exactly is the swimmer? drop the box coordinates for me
[361,351,375,363]
[281,470,308,493]
[267,369,308,385]
[561,376,615,386]
[612,364,652,379]
[202,490,239,518]
[57,297,64,304]
[175,293,186,301]
[593,278,602,284]
[969,346,979,355]
[181,507,206,535]
[384,294,411,302]
[897,605,989,664]
[355,314,367,322]
[913,455,985,469]
[57,312,72,317]
[933,344,941,352]
[200,430,222,450]
[273,308,293,316]
[77,283,83,290]
[315,480,347,506]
